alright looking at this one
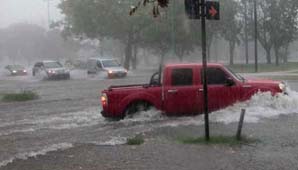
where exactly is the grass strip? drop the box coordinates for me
[1,91,39,102]
[126,135,145,145]
[178,135,258,146]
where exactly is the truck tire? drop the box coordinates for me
[124,101,152,117]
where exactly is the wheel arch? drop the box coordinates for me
[119,93,160,115]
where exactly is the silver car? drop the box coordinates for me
[87,58,127,78]
[32,61,70,80]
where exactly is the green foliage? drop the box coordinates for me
[178,136,258,146]
[1,91,39,102]
[126,135,145,145]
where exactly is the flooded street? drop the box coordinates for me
[1,71,298,169]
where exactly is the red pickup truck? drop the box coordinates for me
[101,63,286,119]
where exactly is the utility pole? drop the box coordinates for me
[253,0,258,72]
[200,0,210,141]
[243,0,249,64]
[44,0,52,28]
[185,0,220,141]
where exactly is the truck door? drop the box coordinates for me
[201,67,241,112]
[164,67,202,115]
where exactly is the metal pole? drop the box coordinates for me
[254,0,258,72]
[236,109,246,140]
[244,0,249,64]
[171,0,176,54]
[200,0,210,141]
[46,0,51,28]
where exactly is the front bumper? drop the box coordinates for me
[48,73,70,80]
[107,72,127,78]
[11,72,27,76]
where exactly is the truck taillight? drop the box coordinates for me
[101,93,108,107]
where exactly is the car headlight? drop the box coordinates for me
[48,70,56,74]
[108,70,113,74]
[279,82,286,92]
[12,70,17,73]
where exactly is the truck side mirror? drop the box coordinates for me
[226,77,235,86]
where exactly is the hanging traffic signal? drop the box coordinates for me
[157,0,169,8]
[206,1,220,20]
[185,0,200,19]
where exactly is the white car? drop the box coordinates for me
[86,58,127,78]
[32,61,70,80]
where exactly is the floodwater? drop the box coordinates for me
[0,69,298,168]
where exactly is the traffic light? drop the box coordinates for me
[185,0,200,19]
[206,1,220,20]
[158,0,169,8]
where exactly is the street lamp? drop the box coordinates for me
[44,0,53,28]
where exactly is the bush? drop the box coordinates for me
[1,90,39,102]
[126,135,144,145]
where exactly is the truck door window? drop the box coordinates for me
[203,68,228,85]
[171,68,193,86]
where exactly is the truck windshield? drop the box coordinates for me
[226,67,245,82]
[102,60,119,67]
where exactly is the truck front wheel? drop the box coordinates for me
[124,101,152,118]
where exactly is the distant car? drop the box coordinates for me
[32,61,70,80]
[86,58,127,78]
[5,65,28,76]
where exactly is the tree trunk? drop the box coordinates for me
[207,45,211,62]
[229,41,235,65]
[206,36,213,62]
[124,33,133,70]
[132,44,137,70]
[283,45,289,63]
[274,46,280,66]
[100,38,104,57]
[265,48,271,64]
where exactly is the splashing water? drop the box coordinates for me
[210,89,298,124]
[121,88,298,127]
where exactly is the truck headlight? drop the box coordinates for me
[108,70,113,74]
[279,82,286,92]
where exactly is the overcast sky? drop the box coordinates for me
[0,0,62,28]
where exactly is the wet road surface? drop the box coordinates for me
[0,69,298,169]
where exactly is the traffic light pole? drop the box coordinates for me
[254,0,258,72]
[200,0,210,141]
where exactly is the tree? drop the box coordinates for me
[60,0,197,69]
[219,0,242,65]
[269,0,298,65]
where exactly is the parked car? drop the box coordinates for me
[100,63,287,119]
[5,65,28,76]
[86,58,127,78]
[32,61,70,80]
